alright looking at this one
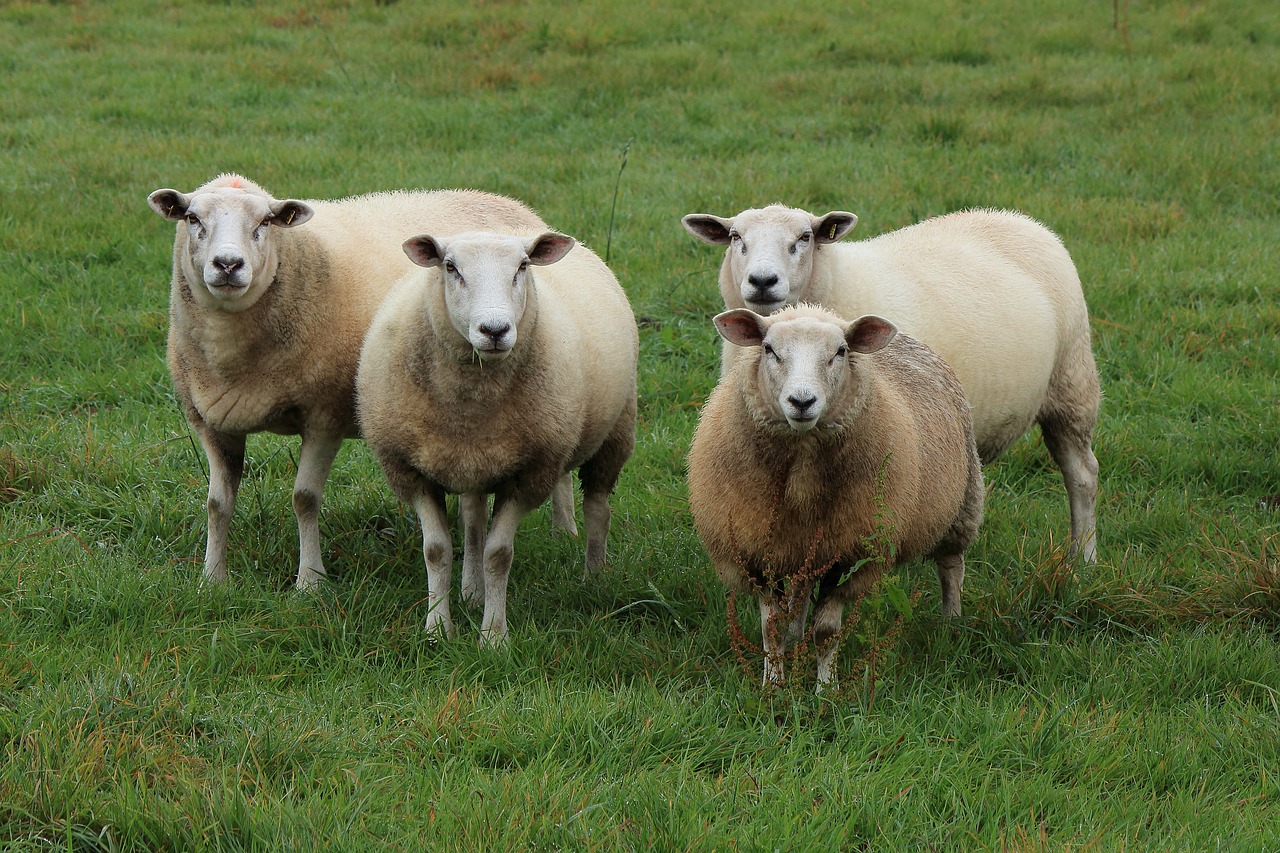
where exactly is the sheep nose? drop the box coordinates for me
[214,255,244,275]
[787,393,817,414]
[479,322,511,342]
[747,273,779,293]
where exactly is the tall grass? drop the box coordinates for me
[2,0,1278,848]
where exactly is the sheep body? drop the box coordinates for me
[149,173,548,588]
[356,231,638,645]
[683,205,1098,561]
[687,304,983,687]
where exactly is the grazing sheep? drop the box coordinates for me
[148,173,549,589]
[356,230,638,645]
[682,205,1099,561]
[687,305,983,688]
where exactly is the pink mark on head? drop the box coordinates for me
[227,176,243,188]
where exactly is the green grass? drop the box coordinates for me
[2,0,1279,848]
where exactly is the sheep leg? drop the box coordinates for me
[460,492,488,607]
[935,553,966,618]
[759,595,786,686]
[551,474,578,537]
[477,495,536,648]
[812,594,846,692]
[1040,421,1099,563]
[581,489,612,577]
[198,429,245,585]
[292,431,343,591]
[412,492,455,640]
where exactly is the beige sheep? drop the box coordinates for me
[356,230,638,646]
[683,205,1099,561]
[687,304,983,688]
[148,173,549,589]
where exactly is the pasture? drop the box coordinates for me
[1,0,1278,848]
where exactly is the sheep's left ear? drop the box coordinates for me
[526,232,575,266]
[811,211,858,243]
[403,235,446,267]
[269,199,314,228]
[845,315,897,354]
[714,309,768,347]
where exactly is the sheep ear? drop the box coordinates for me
[682,214,735,246]
[269,199,314,228]
[526,232,575,266]
[812,211,858,243]
[403,235,446,268]
[713,309,768,347]
[845,315,897,354]
[148,189,191,221]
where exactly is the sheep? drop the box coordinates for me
[356,230,638,646]
[147,173,552,590]
[686,304,983,688]
[682,205,1099,562]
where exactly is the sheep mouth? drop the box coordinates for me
[745,298,786,316]
[785,415,819,432]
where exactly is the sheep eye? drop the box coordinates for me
[833,346,848,363]
[185,214,201,227]
[444,261,457,275]
[763,343,779,362]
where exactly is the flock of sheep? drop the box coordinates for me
[147,172,1099,689]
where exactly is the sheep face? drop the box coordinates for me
[403,231,576,363]
[715,309,897,433]
[148,181,313,313]
[683,206,858,314]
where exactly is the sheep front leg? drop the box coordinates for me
[477,495,537,648]
[459,492,488,607]
[412,492,455,640]
[293,431,344,591]
[198,429,245,585]
[582,488,611,576]
[812,595,846,692]
[760,595,785,686]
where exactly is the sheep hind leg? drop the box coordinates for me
[198,429,245,585]
[934,552,966,618]
[578,414,635,577]
[1039,415,1099,564]
[759,596,786,686]
[460,493,488,608]
[550,474,578,537]
[292,431,344,591]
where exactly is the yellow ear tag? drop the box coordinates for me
[828,222,839,240]
[285,209,296,225]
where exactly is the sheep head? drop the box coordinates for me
[683,205,858,314]
[403,231,575,363]
[714,306,896,433]
[148,174,313,313]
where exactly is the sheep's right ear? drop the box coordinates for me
[148,189,190,221]
[845,315,897,354]
[403,235,446,268]
[713,309,768,347]
[682,214,735,246]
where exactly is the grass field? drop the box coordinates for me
[2,0,1279,849]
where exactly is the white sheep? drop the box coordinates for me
[148,173,551,590]
[687,304,984,688]
[356,230,638,645]
[682,205,1099,562]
